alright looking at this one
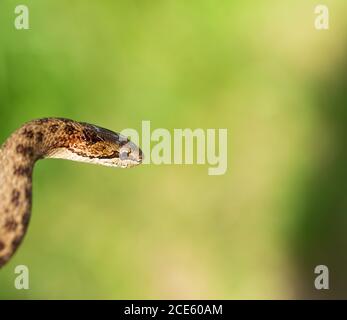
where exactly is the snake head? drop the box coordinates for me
[46,121,143,169]
[81,124,143,168]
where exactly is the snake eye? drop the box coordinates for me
[120,150,129,160]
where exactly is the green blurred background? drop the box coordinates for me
[0,0,347,299]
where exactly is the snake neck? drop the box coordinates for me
[0,118,95,267]
[0,123,42,267]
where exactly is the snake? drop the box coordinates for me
[0,118,143,268]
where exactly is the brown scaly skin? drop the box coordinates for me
[0,118,143,268]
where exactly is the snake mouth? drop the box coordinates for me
[119,159,141,168]
[135,152,143,164]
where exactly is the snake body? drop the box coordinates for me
[0,118,142,268]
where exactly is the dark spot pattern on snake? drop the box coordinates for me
[82,129,103,144]
[64,124,77,135]
[16,145,34,158]
[14,165,32,177]
[36,132,44,143]
[4,218,18,232]
[11,189,21,207]
[12,236,23,250]
[22,129,34,139]
[22,210,31,228]
[49,124,59,133]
